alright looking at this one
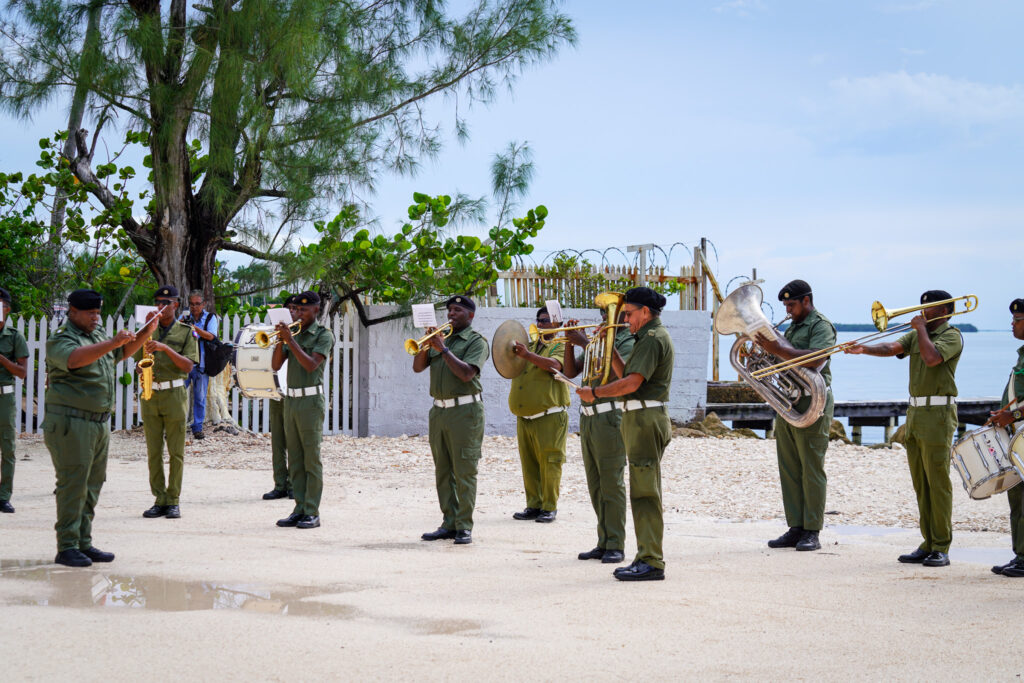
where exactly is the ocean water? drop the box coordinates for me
[710,330,1020,443]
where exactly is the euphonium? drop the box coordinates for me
[713,284,826,429]
[582,291,625,385]
[138,350,155,401]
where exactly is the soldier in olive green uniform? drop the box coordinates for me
[263,294,296,501]
[272,291,333,529]
[0,288,29,513]
[563,312,634,564]
[759,280,836,552]
[577,287,673,581]
[987,298,1024,577]
[45,289,157,566]
[414,295,488,545]
[847,289,963,567]
[133,286,199,519]
[509,307,569,523]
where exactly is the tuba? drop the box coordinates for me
[138,349,155,401]
[713,284,826,429]
[582,291,625,385]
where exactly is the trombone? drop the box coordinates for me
[405,322,453,354]
[253,320,302,349]
[749,294,978,380]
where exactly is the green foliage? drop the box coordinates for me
[533,253,688,309]
[303,193,545,315]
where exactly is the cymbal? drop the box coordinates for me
[491,320,529,379]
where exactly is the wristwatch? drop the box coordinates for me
[1014,409,1022,422]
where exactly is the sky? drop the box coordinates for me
[3,0,1023,328]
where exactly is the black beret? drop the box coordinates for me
[778,280,812,302]
[536,306,550,320]
[445,295,476,312]
[283,293,295,306]
[295,290,320,306]
[1011,299,1024,314]
[0,287,10,304]
[69,289,103,310]
[624,287,666,313]
[921,290,952,305]
[154,285,179,299]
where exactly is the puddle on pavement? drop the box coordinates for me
[415,618,482,635]
[359,542,427,551]
[0,565,360,617]
[949,547,1014,567]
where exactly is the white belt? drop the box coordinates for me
[909,395,956,408]
[521,406,566,421]
[286,386,323,398]
[433,393,482,409]
[0,385,13,395]
[151,379,185,391]
[581,402,621,417]
[622,400,666,412]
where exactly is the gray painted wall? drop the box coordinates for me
[360,306,710,437]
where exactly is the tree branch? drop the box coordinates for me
[219,240,289,263]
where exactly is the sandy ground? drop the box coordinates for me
[2,428,1024,681]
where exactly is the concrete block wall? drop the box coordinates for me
[360,306,710,436]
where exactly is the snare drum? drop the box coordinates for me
[232,323,288,400]
[950,425,1021,500]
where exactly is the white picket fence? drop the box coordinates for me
[7,312,360,436]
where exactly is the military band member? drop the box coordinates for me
[759,280,836,552]
[0,287,28,513]
[264,293,296,501]
[846,290,963,567]
[988,298,1024,577]
[576,287,673,581]
[563,308,634,564]
[134,286,198,519]
[413,295,488,545]
[45,289,157,566]
[272,291,333,529]
[509,307,569,524]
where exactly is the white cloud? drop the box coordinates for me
[828,71,1024,127]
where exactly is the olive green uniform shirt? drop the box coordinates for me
[428,326,488,399]
[622,318,674,402]
[132,321,199,381]
[0,323,28,386]
[509,339,569,416]
[1001,345,1024,406]
[47,321,125,412]
[783,309,836,387]
[583,328,636,404]
[897,322,963,396]
[281,321,334,388]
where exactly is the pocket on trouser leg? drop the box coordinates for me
[461,447,481,462]
[629,459,660,498]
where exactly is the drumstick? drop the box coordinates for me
[985,397,1022,426]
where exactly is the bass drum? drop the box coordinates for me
[951,424,1021,500]
[232,323,287,400]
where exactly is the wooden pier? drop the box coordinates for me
[706,398,1001,444]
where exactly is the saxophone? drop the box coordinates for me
[713,284,826,429]
[138,349,154,401]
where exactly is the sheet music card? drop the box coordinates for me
[412,304,439,329]
[134,305,158,328]
[545,299,563,323]
[266,308,292,326]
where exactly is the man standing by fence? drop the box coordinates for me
[0,288,28,514]
[264,293,295,501]
[134,286,199,520]
[45,289,157,566]
[183,290,218,440]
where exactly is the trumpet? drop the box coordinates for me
[253,320,302,349]
[749,294,979,380]
[527,322,603,344]
[405,322,453,354]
